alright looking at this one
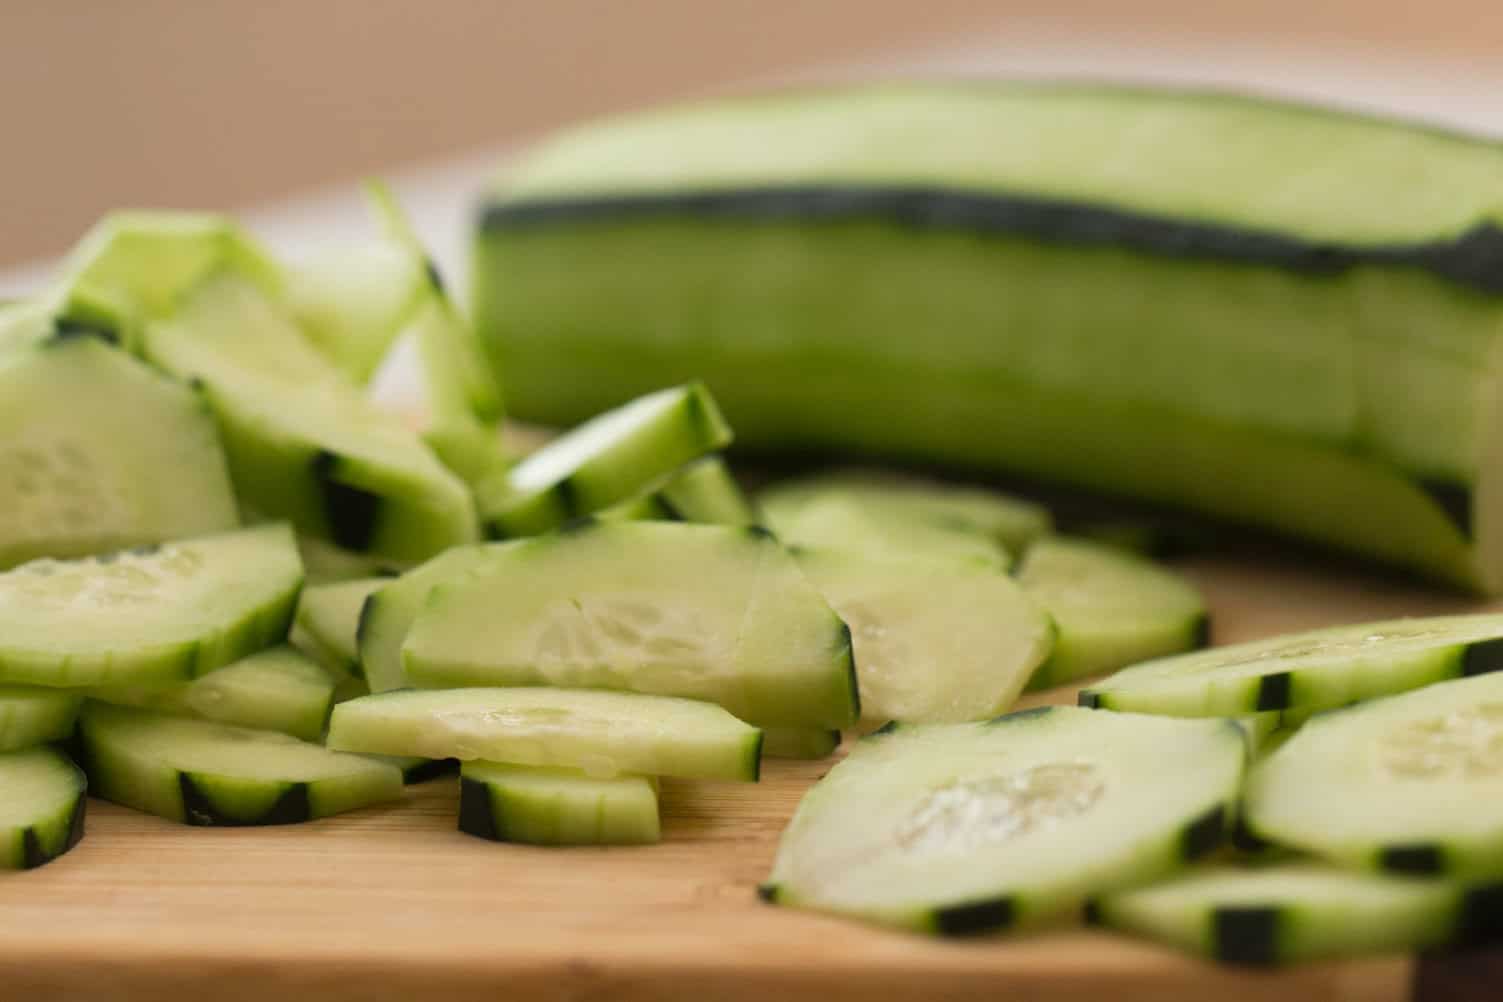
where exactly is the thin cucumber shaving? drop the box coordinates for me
[459,762,660,845]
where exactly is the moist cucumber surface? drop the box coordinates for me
[402,522,857,729]
[1019,536,1207,690]
[1080,612,1503,717]
[1091,863,1492,965]
[86,646,335,742]
[459,761,660,845]
[0,334,239,569]
[0,746,87,870]
[792,546,1051,723]
[327,687,763,782]
[78,702,401,826]
[0,687,82,753]
[1244,671,1503,878]
[293,577,388,681]
[0,523,302,688]
[475,83,1503,591]
[142,271,477,562]
[476,382,732,538]
[761,706,1244,933]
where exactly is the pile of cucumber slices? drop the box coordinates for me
[2,183,1498,970]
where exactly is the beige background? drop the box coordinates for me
[2,1,1501,267]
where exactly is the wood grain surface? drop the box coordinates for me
[1,547,1498,1001]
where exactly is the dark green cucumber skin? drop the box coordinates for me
[20,788,86,870]
[456,776,500,841]
[179,774,312,827]
[402,758,457,784]
[312,451,383,553]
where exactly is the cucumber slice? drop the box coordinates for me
[0,334,239,569]
[1091,863,1489,965]
[86,646,334,741]
[368,755,457,785]
[0,747,86,870]
[1080,612,1503,717]
[142,271,477,562]
[760,472,1051,553]
[295,535,404,585]
[0,523,302,688]
[1245,671,1503,878]
[761,707,1244,933]
[357,544,499,693]
[762,726,841,760]
[402,522,857,730]
[794,547,1051,723]
[772,497,1012,570]
[1019,537,1207,690]
[459,761,660,845]
[1233,713,1283,756]
[600,456,760,526]
[328,687,762,782]
[0,299,63,354]
[0,688,82,752]
[476,383,732,538]
[285,241,426,385]
[78,702,401,826]
[292,578,387,681]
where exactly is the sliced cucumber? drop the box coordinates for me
[357,544,499,693]
[0,747,86,870]
[78,702,401,826]
[86,646,334,741]
[292,577,387,681]
[0,299,66,354]
[327,687,763,782]
[1080,612,1503,717]
[600,456,760,526]
[368,755,457,785]
[761,707,1244,933]
[142,271,477,562]
[285,240,426,386]
[1233,713,1283,756]
[772,496,1012,570]
[296,534,404,585]
[0,334,239,569]
[762,726,841,760]
[1019,537,1207,690]
[0,523,302,688]
[793,547,1051,723]
[0,688,82,753]
[1245,671,1503,878]
[476,383,731,538]
[459,761,660,845]
[760,472,1051,553]
[1091,863,1489,965]
[402,522,857,730]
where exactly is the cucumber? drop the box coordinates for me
[0,688,82,753]
[476,382,732,538]
[401,522,857,730]
[357,544,499,693]
[1019,537,1207,690]
[78,702,401,826]
[0,523,302,688]
[1233,713,1284,756]
[772,496,1012,570]
[1080,612,1503,717]
[1090,863,1495,965]
[760,707,1244,933]
[600,456,760,526]
[475,83,1503,592]
[0,299,65,354]
[296,535,404,585]
[86,646,334,741]
[285,241,426,386]
[762,726,841,760]
[1244,671,1503,878]
[0,333,239,569]
[327,687,763,782]
[791,547,1051,723]
[0,747,87,870]
[142,271,477,562]
[368,755,457,784]
[760,472,1051,553]
[459,761,660,845]
[292,577,387,681]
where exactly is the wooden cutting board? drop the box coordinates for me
[2,546,1499,1001]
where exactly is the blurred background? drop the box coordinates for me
[3,0,1501,272]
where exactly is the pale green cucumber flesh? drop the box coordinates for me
[328,687,762,782]
[292,577,388,681]
[1081,613,1503,717]
[78,702,401,825]
[762,707,1244,933]
[285,239,426,385]
[0,335,239,569]
[599,455,760,527]
[0,523,303,688]
[772,496,1011,570]
[761,726,841,760]
[793,547,1051,723]
[1019,536,1207,690]
[0,746,87,869]
[401,522,857,730]
[296,535,406,585]
[0,687,83,753]
[458,761,660,845]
